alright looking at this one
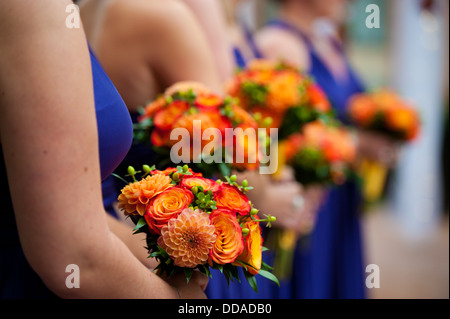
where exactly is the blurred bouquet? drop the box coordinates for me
[348,89,421,203]
[226,59,333,140]
[270,120,357,279]
[348,89,420,142]
[282,120,357,187]
[116,164,278,292]
[134,82,265,177]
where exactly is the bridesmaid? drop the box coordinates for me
[255,0,398,298]
[0,0,207,298]
[183,0,311,299]
[78,0,223,230]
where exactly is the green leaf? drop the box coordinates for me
[258,269,280,287]
[132,217,147,233]
[261,261,274,271]
[244,271,258,293]
[262,246,270,252]
[185,268,194,284]
[218,162,231,178]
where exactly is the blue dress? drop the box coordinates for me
[0,46,133,299]
[268,20,366,299]
[206,26,284,300]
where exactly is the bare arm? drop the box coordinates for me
[0,0,201,298]
[180,0,235,82]
[142,0,224,95]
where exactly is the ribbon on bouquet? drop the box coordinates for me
[358,157,388,203]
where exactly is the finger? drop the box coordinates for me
[192,271,209,291]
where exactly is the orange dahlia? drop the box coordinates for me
[145,186,194,235]
[117,174,173,216]
[158,208,217,268]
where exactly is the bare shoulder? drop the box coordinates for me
[107,0,196,36]
[255,25,309,69]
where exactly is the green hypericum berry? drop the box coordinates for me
[191,186,198,195]
[172,172,180,181]
[182,165,189,173]
[142,165,151,173]
[229,175,237,183]
[242,228,250,236]
[263,117,273,127]
[127,166,136,176]
[250,208,259,215]
[242,179,249,187]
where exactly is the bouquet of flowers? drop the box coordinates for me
[348,89,420,142]
[269,120,357,279]
[116,164,279,292]
[348,89,421,202]
[133,82,266,177]
[282,120,357,187]
[226,59,333,140]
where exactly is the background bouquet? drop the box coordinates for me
[134,82,264,177]
[226,59,333,140]
[348,89,421,203]
[348,88,420,142]
[282,120,358,187]
[116,164,278,292]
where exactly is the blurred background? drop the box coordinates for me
[236,0,449,299]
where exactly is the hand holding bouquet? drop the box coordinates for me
[348,89,421,202]
[226,59,333,140]
[116,164,278,292]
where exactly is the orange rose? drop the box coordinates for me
[385,106,420,140]
[348,94,378,126]
[153,100,189,130]
[230,104,258,128]
[150,129,171,147]
[234,217,263,275]
[226,124,260,170]
[117,174,173,216]
[306,83,331,113]
[164,81,211,97]
[145,186,194,235]
[195,93,223,110]
[209,209,244,265]
[267,71,302,113]
[151,167,203,177]
[143,96,166,118]
[214,184,251,216]
[179,176,221,193]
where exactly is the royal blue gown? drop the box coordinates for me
[0,46,133,299]
[267,20,366,299]
[206,26,285,299]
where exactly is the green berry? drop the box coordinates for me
[127,166,136,176]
